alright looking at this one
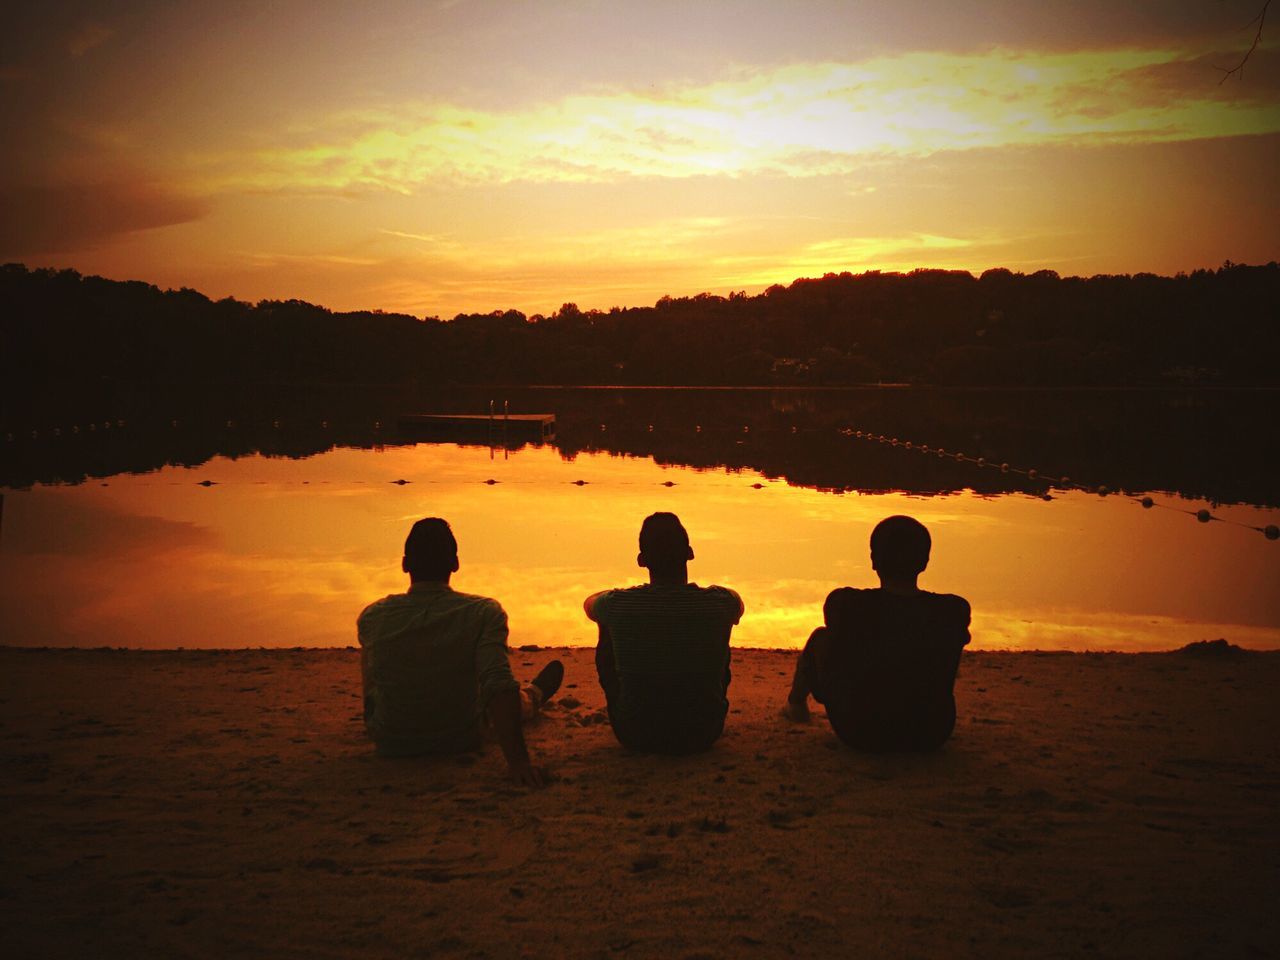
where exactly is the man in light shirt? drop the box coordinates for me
[358,517,562,787]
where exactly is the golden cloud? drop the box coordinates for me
[190,47,1280,194]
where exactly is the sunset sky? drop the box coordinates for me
[2,0,1278,317]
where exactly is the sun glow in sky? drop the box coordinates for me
[2,0,1278,316]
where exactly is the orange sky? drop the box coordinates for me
[2,0,1278,317]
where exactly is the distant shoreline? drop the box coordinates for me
[3,643,1274,655]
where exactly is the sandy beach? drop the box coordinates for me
[2,644,1277,959]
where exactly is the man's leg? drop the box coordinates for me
[784,627,832,722]
[519,660,564,721]
[594,626,620,723]
[518,685,540,721]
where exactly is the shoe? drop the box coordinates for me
[531,660,564,703]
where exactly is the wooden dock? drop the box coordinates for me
[398,413,556,441]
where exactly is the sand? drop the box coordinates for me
[2,645,1277,960]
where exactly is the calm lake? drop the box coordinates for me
[2,386,1277,652]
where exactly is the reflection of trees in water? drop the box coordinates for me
[543,388,1278,506]
[5,385,1276,509]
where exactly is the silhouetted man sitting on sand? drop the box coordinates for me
[585,512,743,754]
[358,518,563,787]
[784,515,970,752]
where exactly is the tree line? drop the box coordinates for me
[3,261,1278,390]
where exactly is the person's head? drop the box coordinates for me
[869,515,931,581]
[637,512,693,578]
[402,517,459,582]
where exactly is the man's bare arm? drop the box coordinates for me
[583,591,608,619]
[486,688,545,789]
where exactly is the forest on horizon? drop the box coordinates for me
[3,260,1278,392]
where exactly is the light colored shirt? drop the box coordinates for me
[357,581,519,756]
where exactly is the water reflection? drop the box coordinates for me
[2,443,1276,652]
[6,385,1280,507]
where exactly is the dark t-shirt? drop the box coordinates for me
[814,587,971,752]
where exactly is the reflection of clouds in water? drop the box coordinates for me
[2,540,383,649]
[1,492,213,558]
[461,565,832,650]
[4,442,1277,651]
[973,610,1280,653]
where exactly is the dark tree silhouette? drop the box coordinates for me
[3,261,1278,395]
[1219,0,1272,81]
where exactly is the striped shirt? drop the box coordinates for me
[357,582,520,756]
[588,583,743,751]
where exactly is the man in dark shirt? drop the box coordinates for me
[784,515,970,752]
[584,512,744,754]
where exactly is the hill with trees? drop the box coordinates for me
[3,261,1278,392]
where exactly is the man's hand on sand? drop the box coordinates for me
[782,698,811,723]
[507,759,547,789]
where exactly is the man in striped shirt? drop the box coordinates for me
[584,512,744,754]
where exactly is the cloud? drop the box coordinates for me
[67,21,115,58]
[188,46,1280,195]
[0,180,209,256]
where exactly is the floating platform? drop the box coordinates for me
[398,413,556,441]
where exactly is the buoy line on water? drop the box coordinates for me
[6,415,1277,541]
[839,428,1279,541]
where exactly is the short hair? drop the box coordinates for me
[638,512,690,565]
[869,515,931,578]
[404,517,458,580]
